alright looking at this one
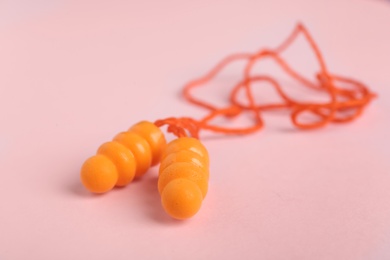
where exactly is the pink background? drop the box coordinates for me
[1,0,390,259]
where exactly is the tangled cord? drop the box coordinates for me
[155,23,376,138]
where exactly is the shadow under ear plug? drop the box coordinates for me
[158,137,209,219]
[80,121,166,193]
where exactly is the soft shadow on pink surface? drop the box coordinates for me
[69,181,92,197]
[68,166,182,225]
[69,179,129,198]
[134,174,184,225]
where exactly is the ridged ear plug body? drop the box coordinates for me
[158,162,208,197]
[113,132,152,177]
[97,142,136,187]
[160,137,209,166]
[159,149,209,180]
[130,121,167,166]
[158,137,209,219]
[80,121,166,193]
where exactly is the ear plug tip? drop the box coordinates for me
[161,178,203,220]
[80,155,118,193]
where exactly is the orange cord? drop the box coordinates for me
[155,23,376,138]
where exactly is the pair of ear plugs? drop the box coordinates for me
[80,121,209,220]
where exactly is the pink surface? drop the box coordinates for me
[1,0,390,259]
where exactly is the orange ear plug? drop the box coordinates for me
[80,121,166,193]
[80,23,376,221]
[158,137,209,219]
